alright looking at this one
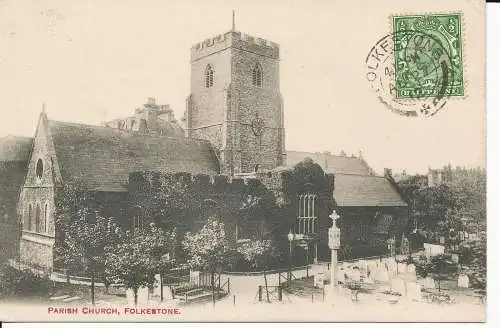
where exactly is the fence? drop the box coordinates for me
[257,285,283,302]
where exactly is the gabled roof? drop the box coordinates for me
[333,173,407,207]
[286,150,372,175]
[0,136,33,162]
[48,120,220,192]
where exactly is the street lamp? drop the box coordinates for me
[287,230,295,287]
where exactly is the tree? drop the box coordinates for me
[459,233,486,295]
[182,217,234,303]
[60,209,122,305]
[105,225,170,306]
[237,239,273,302]
[148,225,176,302]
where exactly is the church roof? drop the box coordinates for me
[48,120,220,192]
[286,150,372,175]
[333,173,407,207]
[0,136,33,162]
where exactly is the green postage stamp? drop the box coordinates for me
[392,14,464,99]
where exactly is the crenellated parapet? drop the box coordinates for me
[191,31,280,62]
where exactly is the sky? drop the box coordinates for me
[0,0,485,175]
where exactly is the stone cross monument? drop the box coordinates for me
[328,210,341,292]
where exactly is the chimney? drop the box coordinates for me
[384,168,393,178]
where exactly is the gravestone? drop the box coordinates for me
[378,266,390,282]
[338,268,346,284]
[137,286,149,305]
[397,262,407,274]
[405,264,417,282]
[351,268,361,282]
[153,274,161,296]
[358,260,368,273]
[367,264,378,279]
[161,286,173,301]
[423,277,436,289]
[451,254,459,264]
[314,273,325,288]
[391,277,406,296]
[126,288,135,305]
[406,282,422,301]
[458,274,470,288]
[386,262,397,276]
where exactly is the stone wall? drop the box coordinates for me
[20,232,54,269]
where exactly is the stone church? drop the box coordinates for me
[0,25,408,270]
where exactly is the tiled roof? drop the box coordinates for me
[286,151,371,175]
[0,136,33,162]
[333,173,407,207]
[48,120,220,192]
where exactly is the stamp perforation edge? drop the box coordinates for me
[387,10,471,106]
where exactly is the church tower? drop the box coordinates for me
[185,16,286,175]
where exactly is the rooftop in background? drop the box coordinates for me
[333,173,407,207]
[102,97,185,138]
[286,150,373,176]
[0,135,33,162]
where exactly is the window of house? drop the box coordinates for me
[252,63,263,87]
[36,159,43,179]
[297,194,317,234]
[205,64,214,88]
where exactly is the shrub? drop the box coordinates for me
[0,265,52,298]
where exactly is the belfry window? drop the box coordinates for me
[252,63,263,87]
[297,194,317,234]
[205,64,214,88]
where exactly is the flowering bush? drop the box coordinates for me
[182,217,234,272]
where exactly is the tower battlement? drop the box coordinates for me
[191,31,280,61]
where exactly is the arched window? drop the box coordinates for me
[252,63,263,87]
[297,194,317,234]
[131,206,144,232]
[44,203,48,233]
[25,204,32,231]
[35,204,41,233]
[205,64,214,88]
[36,159,43,179]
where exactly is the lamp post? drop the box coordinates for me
[287,230,295,287]
[328,210,341,294]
